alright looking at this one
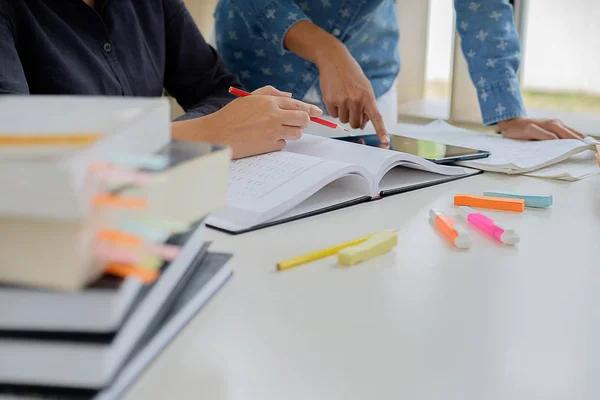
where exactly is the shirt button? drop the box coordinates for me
[333,28,341,36]
[103,43,113,53]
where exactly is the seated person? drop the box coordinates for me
[214,0,585,143]
[0,0,323,159]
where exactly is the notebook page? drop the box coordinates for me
[208,151,371,230]
[285,134,468,183]
[524,151,600,181]
[396,121,592,172]
[285,134,400,178]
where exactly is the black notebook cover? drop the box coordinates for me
[209,169,482,235]
[0,252,233,400]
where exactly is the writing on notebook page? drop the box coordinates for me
[229,152,326,200]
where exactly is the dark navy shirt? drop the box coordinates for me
[0,0,241,119]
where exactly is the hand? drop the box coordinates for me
[282,21,390,145]
[172,86,322,159]
[498,117,585,141]
[317,43,390,145]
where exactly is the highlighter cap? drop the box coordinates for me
[453,223,472,249]
[495,223,520,245]
[429,208,444,220]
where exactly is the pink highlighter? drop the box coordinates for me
[457,206,520,245]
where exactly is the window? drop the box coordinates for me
[397,0,600,134]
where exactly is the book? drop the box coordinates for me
[206,134,479,233]
[0,140,230,292]
[0,96,171,291]
[0,223,208,389]
[398,120,600,179]
[0,96,171,221]
[120,140,231,225]
[0,252,233,400]
[0,275,144,333]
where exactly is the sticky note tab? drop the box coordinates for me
[140,255,164,270]
[337,230,398,266]
[95,242,141,264]
[0,134,100,146]
[95,168,156,186]
[118,221,171,242]
[93,194,148,209]
[483,190,552,208]
[104,263,159,284]
[136,217,190,233]
[454,194,524,212]
[146,243,181,261]
[97,229,143,247]
[104,152,169,171]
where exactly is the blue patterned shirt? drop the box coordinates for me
[215,0,526,125]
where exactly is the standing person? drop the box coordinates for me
[214,0,584,143]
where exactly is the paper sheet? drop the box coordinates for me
[524,150,600,181]
[395,120,596,175]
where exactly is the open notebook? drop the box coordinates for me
[206,134,479,233]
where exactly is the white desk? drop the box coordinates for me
[124,172,600,400]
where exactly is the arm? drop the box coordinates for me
[283,21,389,144]
[453,0,525,125]
[162,0,241,119]
[454,0,583,140]
[228,0,310,55]
[0,8,29,94]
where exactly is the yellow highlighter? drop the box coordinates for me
[337,230,398,266]
[276,234,374,271]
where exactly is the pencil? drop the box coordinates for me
[229,87,349,132]
[0,133,101,146]
[276,234,373,271]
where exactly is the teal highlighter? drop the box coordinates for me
[482,190,553,208]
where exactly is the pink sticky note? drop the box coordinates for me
[146,243,181,261]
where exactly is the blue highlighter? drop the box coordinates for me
[483,190,553,208]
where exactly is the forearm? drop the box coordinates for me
[171,117,217,144]
[283,20,345,66]
[454,0,526,125]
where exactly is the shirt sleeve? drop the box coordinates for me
[228,0,311,55]
[454,0,526,125]
[0,9,29,94]
[162,0,242,120]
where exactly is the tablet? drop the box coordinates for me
[334,133,490,164]
[389,135,490,164]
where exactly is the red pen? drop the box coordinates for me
[229,87,349,132]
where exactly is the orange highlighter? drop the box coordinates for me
[454,194,525,212]
[429,209,472,249]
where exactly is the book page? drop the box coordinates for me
[396,120,592,171]
[524,150,600,181]
[208,151,371,230]
[285,134,469,186]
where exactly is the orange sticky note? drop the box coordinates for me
[104,262,159,284]
[97,229,143,247]
[454,194,525,212]
[93,194,148,209]
[0,133,100,146]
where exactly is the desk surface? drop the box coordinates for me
[124,172,600,400]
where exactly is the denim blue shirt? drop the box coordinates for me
[215,0,526,125]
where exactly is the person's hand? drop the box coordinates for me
[498,117,585,141]
[316,43,390,146]
[172,86,322,159]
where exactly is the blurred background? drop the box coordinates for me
[181,0,600,129]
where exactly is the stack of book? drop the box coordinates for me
[0,97,233,399]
